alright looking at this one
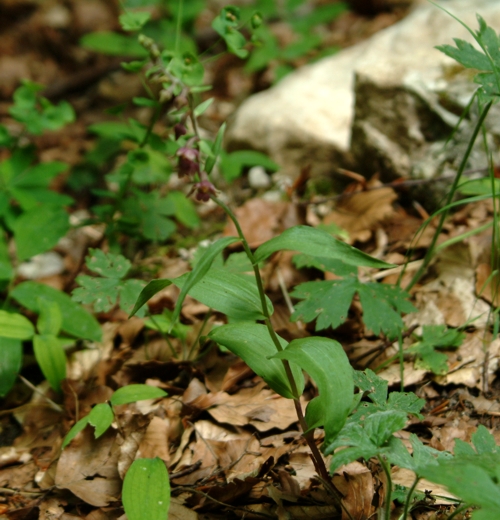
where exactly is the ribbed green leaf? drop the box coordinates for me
[174,268,273,320]
[37,299,62,336]
[209,323,304,399]
[33,334,66,392]
[123,458,170,520]
[254,226,394,268]
[0,338,22,397]
[87,403,114,438]
[273,337,353,443]
[110,385,167,406]
[0,310,35,340]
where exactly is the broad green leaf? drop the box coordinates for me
[364,409,407,447]
[11,282,102,341]
[171,237,240,327]
[88,403,114,438]
[61,415,91,449]
[72,276,121,312]
[0,310,35,340]
[110,384,167,405]
[33,334,66,392]
[174,268,273,321]
[119,279,147,316]
[0,338,22,397]
[13,204,70,261]
[129,279,173,317]
[123,457,170,520]
[168,53,204,86]
[37,298,62,336]
[80,32,147,57]
[253,226,395,268]
[166,191,200,229]
[208,323,304,399]
[273,337,353,443]
[219,149,279,181]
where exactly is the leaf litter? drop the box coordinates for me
[2,2,500,519]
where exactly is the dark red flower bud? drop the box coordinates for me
[174,123,187,140]
[176,146,199,178]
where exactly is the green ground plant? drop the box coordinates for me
[1,1,500,519]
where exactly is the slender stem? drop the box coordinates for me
[401,476,420,519]
[406,101,493,292]
[174,0,183,56]
[188,309,212,360]
[378,455,393,520]
[212,196,332,484]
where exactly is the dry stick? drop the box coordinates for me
[296,167,491,206]
[213,197,336,490]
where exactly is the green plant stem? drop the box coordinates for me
[188,309,212,360]
[378,455,393,520]
[212,196,333,485]
[405,100,493,292]
[446,503,470,520]
[401,476,420,520]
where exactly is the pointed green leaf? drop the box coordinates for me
[174,268,273,321]
[208,323,304,399]
[171,237,240,327]
[88,403,114,438]
[62,415,91,449]
[205,122,226,174]
[0,338,22,397]
[129,279,173,318]
[33,334,66,392]
[273,337,353,443]
[254,226,395,268]
[194,97,214,117]
[123,457,170,520]
[37,298,62,336]
[110,385,167,406]
[11,282,102,341]
[0,310,35,340]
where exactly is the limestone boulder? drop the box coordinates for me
[226,0,500,189]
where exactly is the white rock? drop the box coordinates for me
[227,0,500,184]
[17,252,65,279]
[248,165,271,188]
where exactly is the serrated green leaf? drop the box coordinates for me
[119,11,151,31]
[472,425,499,454]
[33,334,66,392]
[174,268,273,321]
[130,279,173,317]
[110,384,167,405]
[123,457,170,520]
[291,278,357,331]
[208,323,304,399]
[436,40,492,71]
[86,249,132,279]
[73,276,121,312]
[422,461,500,511]
[254,226,395,268]
[0,310,35,340]
[88,403,114,438]
[354,369,388,407]
[0,338,22,397]
[61,415,91,449]
[171,237,240,328]
[273,337,353,443]
[11,282,102,341]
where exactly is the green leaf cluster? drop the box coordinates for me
[62,384,168,449]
